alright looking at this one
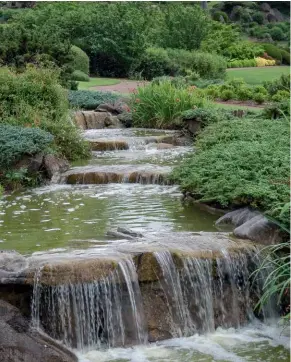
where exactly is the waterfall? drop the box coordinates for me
[31,257,147,351]
[153,248,270,337]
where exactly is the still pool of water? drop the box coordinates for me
[0,184,219,254]
[78,322,290,362]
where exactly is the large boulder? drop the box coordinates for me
[0,300,77,362]
[216,208,260,227]
[216,208,284,245]
[233,215,284,245]
[184,119,202,136]
[43,155,70,183]
[14,153,44,174]
[260,2,271,12]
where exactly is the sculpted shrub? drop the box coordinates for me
[70,45,90,75]
[71,70,90,82]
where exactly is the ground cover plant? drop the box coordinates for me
[68,89,120,110]
[171,117,290,228]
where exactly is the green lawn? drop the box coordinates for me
[226,66,290,85]
[78,77,120,90]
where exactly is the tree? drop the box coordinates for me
[159,3,210,50]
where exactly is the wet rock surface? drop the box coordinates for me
[216,207,284,245]
[0,300,77,362]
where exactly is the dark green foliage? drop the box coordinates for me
[70,45,89,75]
[270,26,285,41]
[0,124,53,169]
[0,21,73,87]
[172,118,290,226]
[251,22,290,42]
[71,70,90,82]
[137,47,227,81]
[251,11,264,25]
[212,11,228,23]
[138,48,178,80]
[68,90,119,110]
[262,43,290,65]
[159,4,210,51]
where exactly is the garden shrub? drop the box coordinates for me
[221,89,235,101]
[228,59,256,68]
[252,11,264,25]
[171,118,289,226]
[131,80,209,129]
[68,90,119,110]
[271,90,291,103]
[264,74,290,96]
[262,43,290,65]
[255,57,276,66]
[253,92,267,104]
[139,48,178,80]
[223,41,264,60]
[71,70,90,82]
[213,11,229,23]
[263,100,290,119]
[0,124,53,170]
[70,45,90,75]
[167,48,227,79]
[269,26,285,41]
[0,66,89,161]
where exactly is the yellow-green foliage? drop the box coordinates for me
[255,57,276,67]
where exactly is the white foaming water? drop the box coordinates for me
[78,321,290,362]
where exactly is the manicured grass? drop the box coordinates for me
[226,66,290,85]
[78,77,120,90]
[213,102,263,113]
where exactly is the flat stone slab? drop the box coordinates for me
[0,232,256,286]
[61,165,172,185]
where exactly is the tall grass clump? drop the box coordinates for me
[253,240,290,322]
[0,66,89,161]
[131,80,209,128]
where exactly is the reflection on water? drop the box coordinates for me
[78,321,290,362]
[0,184,218,254]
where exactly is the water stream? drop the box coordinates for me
[0,128,289,361]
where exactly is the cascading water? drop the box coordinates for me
[31,257,147,351]
[153,248,273,338]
